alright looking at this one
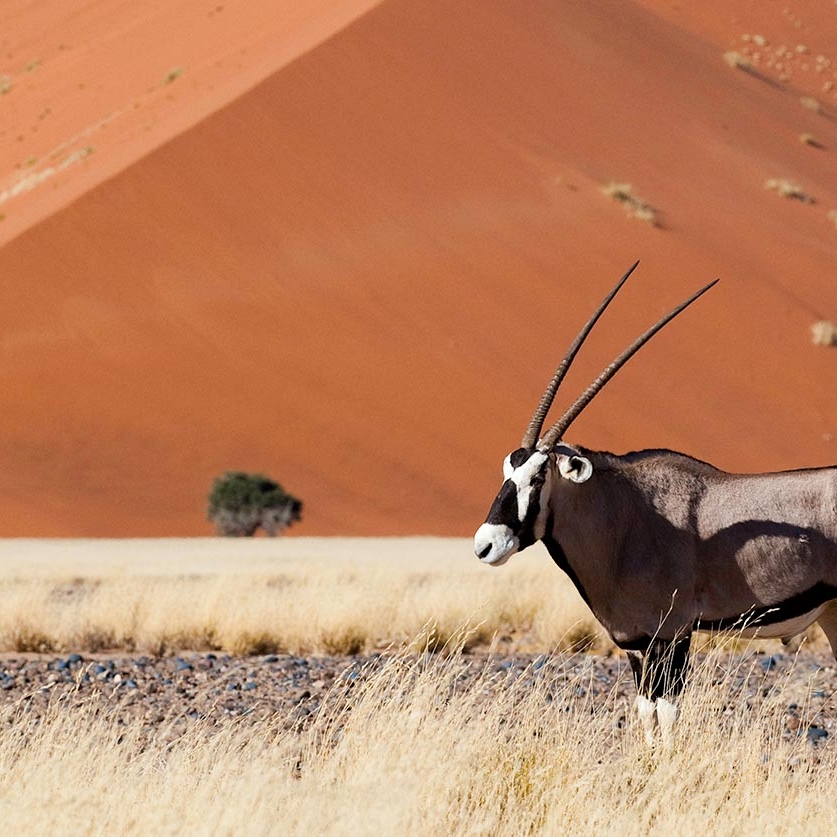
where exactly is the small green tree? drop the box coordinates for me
[207,471,302,537]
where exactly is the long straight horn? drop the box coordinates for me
[538,278,719,450]
[520,261,640,449]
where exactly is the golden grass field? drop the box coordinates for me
[1,537,836,835]
[0,537,604,656]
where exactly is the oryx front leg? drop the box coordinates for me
[633,691,658,747]
[627,636,690,748]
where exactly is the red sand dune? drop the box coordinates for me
[1,0,837,536]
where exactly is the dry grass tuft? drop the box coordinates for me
[764,177,815,203]
[799,133,824,148]
[602,182,659,225]
[723,50,753,71]
[811,320,837,347]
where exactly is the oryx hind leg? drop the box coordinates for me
[628,636,691,748]
[815,600,837,661]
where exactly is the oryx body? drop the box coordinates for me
[474,263,837,744]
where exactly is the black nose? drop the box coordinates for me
[478,543,492,559]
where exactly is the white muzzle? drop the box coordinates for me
[474,523,519,566]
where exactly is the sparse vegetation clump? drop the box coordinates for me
[0,147,94,209]
[163,66,184,85]
[764,177,815,203]
[811,320,837,346]
[207,471,302,537]
[799,132,824,148]
[723,50,753,71]
[602,182,658,225]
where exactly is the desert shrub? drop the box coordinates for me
[811,320,837,346]
[207,471,302,537]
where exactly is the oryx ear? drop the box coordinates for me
[558,454,593,483]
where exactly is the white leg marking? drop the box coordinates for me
[635,695,658,746]
[656,698,680,749]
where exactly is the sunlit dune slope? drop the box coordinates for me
[1,0,836,535]
[0,0,383,245]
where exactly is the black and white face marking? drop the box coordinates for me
[474,448,552,566]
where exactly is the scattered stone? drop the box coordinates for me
[0,648,832,749]
[761,655,779,672]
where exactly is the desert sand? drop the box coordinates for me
[1,1,837,535]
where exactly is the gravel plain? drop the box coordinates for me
[1,646,836,747]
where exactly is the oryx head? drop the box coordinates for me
[474,262,717,566]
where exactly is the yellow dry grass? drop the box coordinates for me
[0,538,605,655]
[0,637,836,835]
[0,538,835,835]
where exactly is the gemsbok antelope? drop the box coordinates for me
[474,262,837,744]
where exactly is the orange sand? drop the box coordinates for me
[0,1,836,536]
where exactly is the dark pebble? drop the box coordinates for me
[807,727,829,742]
[264,655,279,663]
[243,681,257,691]
[761,656,778,672]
